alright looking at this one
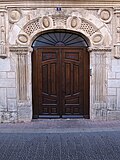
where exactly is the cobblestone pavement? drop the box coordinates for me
[0,119,120,160]
[0,132,120,160]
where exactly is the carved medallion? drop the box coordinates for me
[18,34,28,43]
[98,9,112,23]
[92,33,103,44]
[101,10,110,20]
[71,17,78,28]
[9,9,21,23]
[42,17,50,28]
[67,16,81,29]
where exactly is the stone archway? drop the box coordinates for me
[9,8,112,121]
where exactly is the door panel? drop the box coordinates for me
[32,47,89,118]
[32,48,60,117]
[61,49,84,117]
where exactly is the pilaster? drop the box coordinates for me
[0,8,7,58]
[114,8,120,59]
[90,47,111,120]
[10,47,28,101]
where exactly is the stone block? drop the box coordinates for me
[0,72,6,79]
[16,16,27,28]
[108,88,116,96]
[9,112,18,123]
[0,59,10,71]
[10,58,16,72]
[108,72,115,79]
[0,88,6,108]
[7,88,16,98]
[112,59,120,66]
[112,66,120,72]
[85,13,103,28]
[116,73,120,79]
[0,79,15,87]
[0,111,17,123]
[7,72,15,79]
[7,99,17,111]
[108,80,120,87]
[18,105,32,122]
[90,103,107,120]
[100,26,112,46]
[0,104,7,112]
[107,111,120,120]
[9,25,21,45]
[107,96,117,110]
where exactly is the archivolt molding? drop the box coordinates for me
[9,9,112,48]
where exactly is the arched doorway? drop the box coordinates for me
[32,30,89,118]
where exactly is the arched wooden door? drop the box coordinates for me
[32,31,89,118]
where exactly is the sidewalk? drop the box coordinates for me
[0,119,120,133]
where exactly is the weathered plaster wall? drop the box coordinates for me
[0,1,120,122]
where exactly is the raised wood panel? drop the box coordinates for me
[61,49,85,116]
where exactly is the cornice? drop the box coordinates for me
[88,47,112,52]
[0,1,120,8]
[10,46,28,55]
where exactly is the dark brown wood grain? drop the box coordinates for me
[32,47,89,118]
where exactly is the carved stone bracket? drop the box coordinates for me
[10,47,28,101]
[0,9,7,58]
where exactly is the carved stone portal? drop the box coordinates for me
[8,8,113,121]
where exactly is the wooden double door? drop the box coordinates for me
[32,47,89,118]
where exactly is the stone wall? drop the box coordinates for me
[0,1,120,122]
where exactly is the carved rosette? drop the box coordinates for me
[98,9,112,23]
[67,16,81,29]
[8,9,22,23]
